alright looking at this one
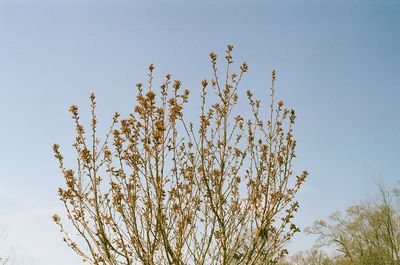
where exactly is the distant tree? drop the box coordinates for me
[279,248,354,265]
[287,249,335,265]
[53,45,308,264]
[306,184,400,265]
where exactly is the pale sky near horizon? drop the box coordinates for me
[1,1,400,264]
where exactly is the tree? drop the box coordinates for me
[53,45,308,265]
[306,184,400,265]
[285,249,335,265]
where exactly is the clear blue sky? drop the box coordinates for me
[0,0,399,264]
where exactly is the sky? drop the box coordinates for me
[0,0,399,264]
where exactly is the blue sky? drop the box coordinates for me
[0,0,399,264]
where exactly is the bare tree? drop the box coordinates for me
[280,249,338,265]
[53,45,308,265]
[306,184,400,265]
